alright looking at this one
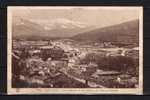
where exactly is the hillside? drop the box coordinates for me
[72,19,139,45]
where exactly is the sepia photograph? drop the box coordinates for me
[7,6,143,94]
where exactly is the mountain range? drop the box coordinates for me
[12,17,139,45]
[12,18,94,39]
[72,19,139,45]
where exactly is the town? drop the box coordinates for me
[12,39,139,88]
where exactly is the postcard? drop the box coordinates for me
[7,6,143,94]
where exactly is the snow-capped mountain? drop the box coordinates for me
[31,18,91,30]
[12,17,95,39]
[46,18,88,29]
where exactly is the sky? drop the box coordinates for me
[10,7,141,28]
